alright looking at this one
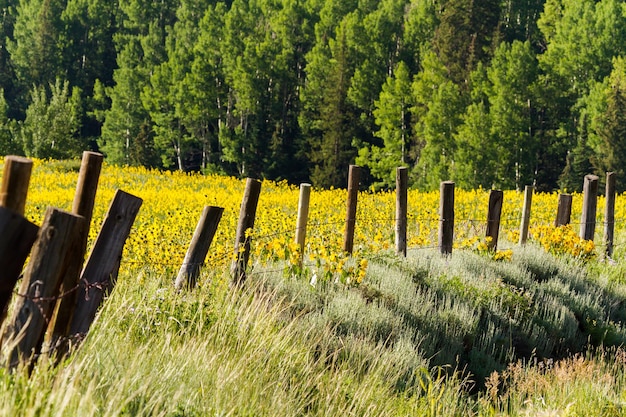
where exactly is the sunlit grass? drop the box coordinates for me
[2,158,626,416]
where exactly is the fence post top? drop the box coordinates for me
[3,155,32,164]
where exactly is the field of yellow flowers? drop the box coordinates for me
[10,159,621,284]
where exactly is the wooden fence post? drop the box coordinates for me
[604,172,616,257]
[519,185,534,245]
[69,190,142,338]
[0,156,38,326]
[295,183,311,263]
[0,207,38,324]
[1,208,84,369]
[439,181,455,255]
[555,194,572,226]
[580,174,599,241]
[46,151,103,353]
[395,167,408,257]
[0,155,33,215]
[486,190,503,251]
[343,165,361,254]
[231,178,262,285]
[175,206,224,290]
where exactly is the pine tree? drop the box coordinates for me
[357,61,413,188]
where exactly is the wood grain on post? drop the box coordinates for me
[580,174,599,241]
[343,165,361,254]
[439,181,455,255]
[604,172,616,257]
[46,151,103,353]
[0,156,33,215]
[395,167,408,257]
[519,185,534,245]
[231,178,262,285]
[295,183,311,261]
[69,190,143,338]
[0,207,39,324]
[555,194,572,227]
[1,208,84,369]
[486,190,504,251]
[175,205,224,290]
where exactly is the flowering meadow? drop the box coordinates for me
[4,158,626,416]
[11,159,621,282]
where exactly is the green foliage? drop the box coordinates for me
[357,61,413,187]
[411,50,465,189]
[20,79,84,159]
[0,0,626,190]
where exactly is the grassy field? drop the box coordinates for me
[2,158,626,416]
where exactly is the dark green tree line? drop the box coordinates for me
[0,0,625,191]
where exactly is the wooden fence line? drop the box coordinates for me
[604,172,616,258]
[1,207,85,369]
[0,207,38,322]
[70,190,143,338]
[175,206,224,290]
[231,178,262,285]
[439,181,455,255]
[0,157,39,328]
[580,174,599,241]
[46,151,103,356]
[519,185,533,245]
[295,183,311,265]
[486,190,503,251]
[0,156,32,216]
[555,194,573,227]
[395,167,408,257]
[343,165,361,254]
[0,158,622,370]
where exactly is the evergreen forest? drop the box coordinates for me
[1,0,626,191]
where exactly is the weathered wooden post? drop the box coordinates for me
[0,156,38,325]
[0,207,38,323]
[519,185,534,245]
[486,190,503,251]
[69,190,143,339]
[439,181,455,255]
[555,194,572,226]
[395,167,408,257]
[46,151,103,353]
[580,174,598,241]
[295,183,311,263]
[231,178,262,285]
[0,155,33,215]
[1,208,85,369]
[175,206,224,290]
[343,165,361,254]
[604,172,616,257]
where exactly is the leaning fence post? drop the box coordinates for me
[295,183,311,264]
[519,185,534,245]
[486,190,503,251]
[555,194,572,226]
[604,172,616,258]
[175,206,224,290]
[0,155,33,215]
[69,190,143,339]
[0,207,38,325]
[231,178,262,285]
[395,167,408,257]
[439,181,455,255]
[46,151,103,354]
[1,208,85,369]
[343,165,361,254]
[580,174,599,241]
